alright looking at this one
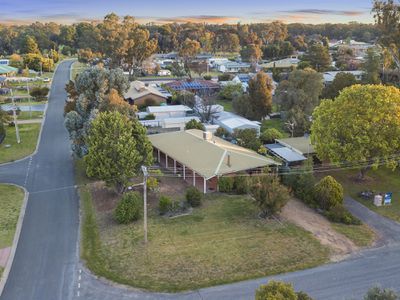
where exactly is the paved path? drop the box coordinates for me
[0,248,10,268]
[1,60,400,300]
[16,119,42,124]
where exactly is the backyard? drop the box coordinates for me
[77,165,330,292]
[0,184,24,278]
[0,123,41,164]
[326,168,400,222]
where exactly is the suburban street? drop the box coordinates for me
[0,60,399,300]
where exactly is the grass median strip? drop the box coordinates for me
[0,184,24,278]
[0,123,41,164]
[331,223,376,247]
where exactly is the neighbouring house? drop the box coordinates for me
[0,65,18,77]
[165,79,220,95]
[260,56,300,71]
[332,40,375,58]
[266,136,315,166]
[214,111,261,136]
[216,61,251,73]
[148,129,279,193]
[146,105,193,120]
[323,71,364,85]
[124,81,167,107]
[0,59,10,66]
[158,69,172,76]
[208,57,230,68]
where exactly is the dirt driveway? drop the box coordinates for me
[281,199,358,261]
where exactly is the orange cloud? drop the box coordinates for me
[155,15,238,24]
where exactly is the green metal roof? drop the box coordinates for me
[0,65,18,74]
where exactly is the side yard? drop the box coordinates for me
[0,184,24,278]
[77,162,330,292]
[326,168,400,223]
[0,124,41,164]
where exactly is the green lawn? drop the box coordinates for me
[326,168,400,223]
[80,181,329,292]
[0,184,24,249]
[17,111,43,120]
[216,99,233,112]
[261,119,289,137]
[0,123,41,164]
[331,223,375,247]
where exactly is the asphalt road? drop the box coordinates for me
[0,60,400,300]
[0,60,79,300]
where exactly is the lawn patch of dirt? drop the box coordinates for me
[281,199,358,261]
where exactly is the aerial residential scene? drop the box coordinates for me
[0,0,400,299]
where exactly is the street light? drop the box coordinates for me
[141,166,149,244]
[10,89,20,144]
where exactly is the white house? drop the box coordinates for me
[260,56,300,70]
[0,59,10,66]
[146,105,193,120]
[158,69,172,76]
[214,111,261,135]
[216,61,251,73]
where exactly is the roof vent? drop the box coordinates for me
[203,131,212,141]
[227,153,231,167]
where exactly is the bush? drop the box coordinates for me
[218,177,234,193]
[218,73,233,82]
[364,286,398,300]
[260,128,284,144]
[297,291,314,300]
[30,86,49,101]
[143,113,156,120]
[233,128,261,151]
[255,281,297,300]
[185,119,205,131]
[203,75,212,80]
[219,83,243,100]
[214,127,230,138]
[114,192,142,224]
[186,187,202,207]
[314,176,344,211]
[234,175,249,194]
[147,176,159,191]
[159,195,173,215]
[325,205,362,225]
[144,98,158,107]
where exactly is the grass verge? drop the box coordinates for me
[0,123,41,164]
[327,168,400,223]
[216,99,233,112]
[331,223,375,247]
[17,111,43,120]
[71,62,88,81]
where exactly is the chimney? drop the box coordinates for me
[203,131,212,141]
[227,153,231,167]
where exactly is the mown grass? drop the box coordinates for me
[79,171,329,293]
[71,62,88,81]
[17,111,43,120]
[331,223,375,247]
[327,168,400,223]
[261,119,289,137]
[216,99,233,112]
[0,123,41,164]
[0,184,24,249]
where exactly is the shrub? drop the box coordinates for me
[214,127,230,138]
[147,177,159,192]
[114,192,142,224]
[30,86,49,101]
[325,205,362,225]
[203,75,212,80]
[218,73,232,82]
[297,291,314,300]
[143,113,156,120]
[314,176,344,211]
[364,286,398,300]
[218,177,234,193]
[234,175,249,194]
[144,97,158,107]
[260,128,284,144]
[255,281,297,300]
[186,187,202,207]
[159,195,173,215]
[185,119,205,131]
[219,83,243,100]
[233,128,261,151]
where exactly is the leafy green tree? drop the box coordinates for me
[322,72,358,99]
[185,119,205,131]
[219,84,243,100]
[256,280,313,300]
[248,71,273,120]
[251,175,290,218]
[303,43,331,71]
[363,48,382,84]
[179,38,201,78]
[233,129,261,151]
[311,84,400,179]
[260,128,284,144]
[364,285,399,300]
[276,68,323,135]
[22,36,40,54]
[85,111,153,193]
[23,53,43,71]
[49,49,60,63]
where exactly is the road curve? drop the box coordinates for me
[0,60,79,300]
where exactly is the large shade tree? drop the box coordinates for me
[311,84,400,179]
[85,111,153,193]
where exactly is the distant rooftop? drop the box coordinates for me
[165,79,219,91]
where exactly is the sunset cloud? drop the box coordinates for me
[280,9,365,16]
[155,15,238,24]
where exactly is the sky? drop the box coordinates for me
[0,0,374,25]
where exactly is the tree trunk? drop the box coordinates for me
[358,166,370,181]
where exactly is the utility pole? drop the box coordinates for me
[26,81,31,118]
[10,89,20,144]
[141,166,148,244]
